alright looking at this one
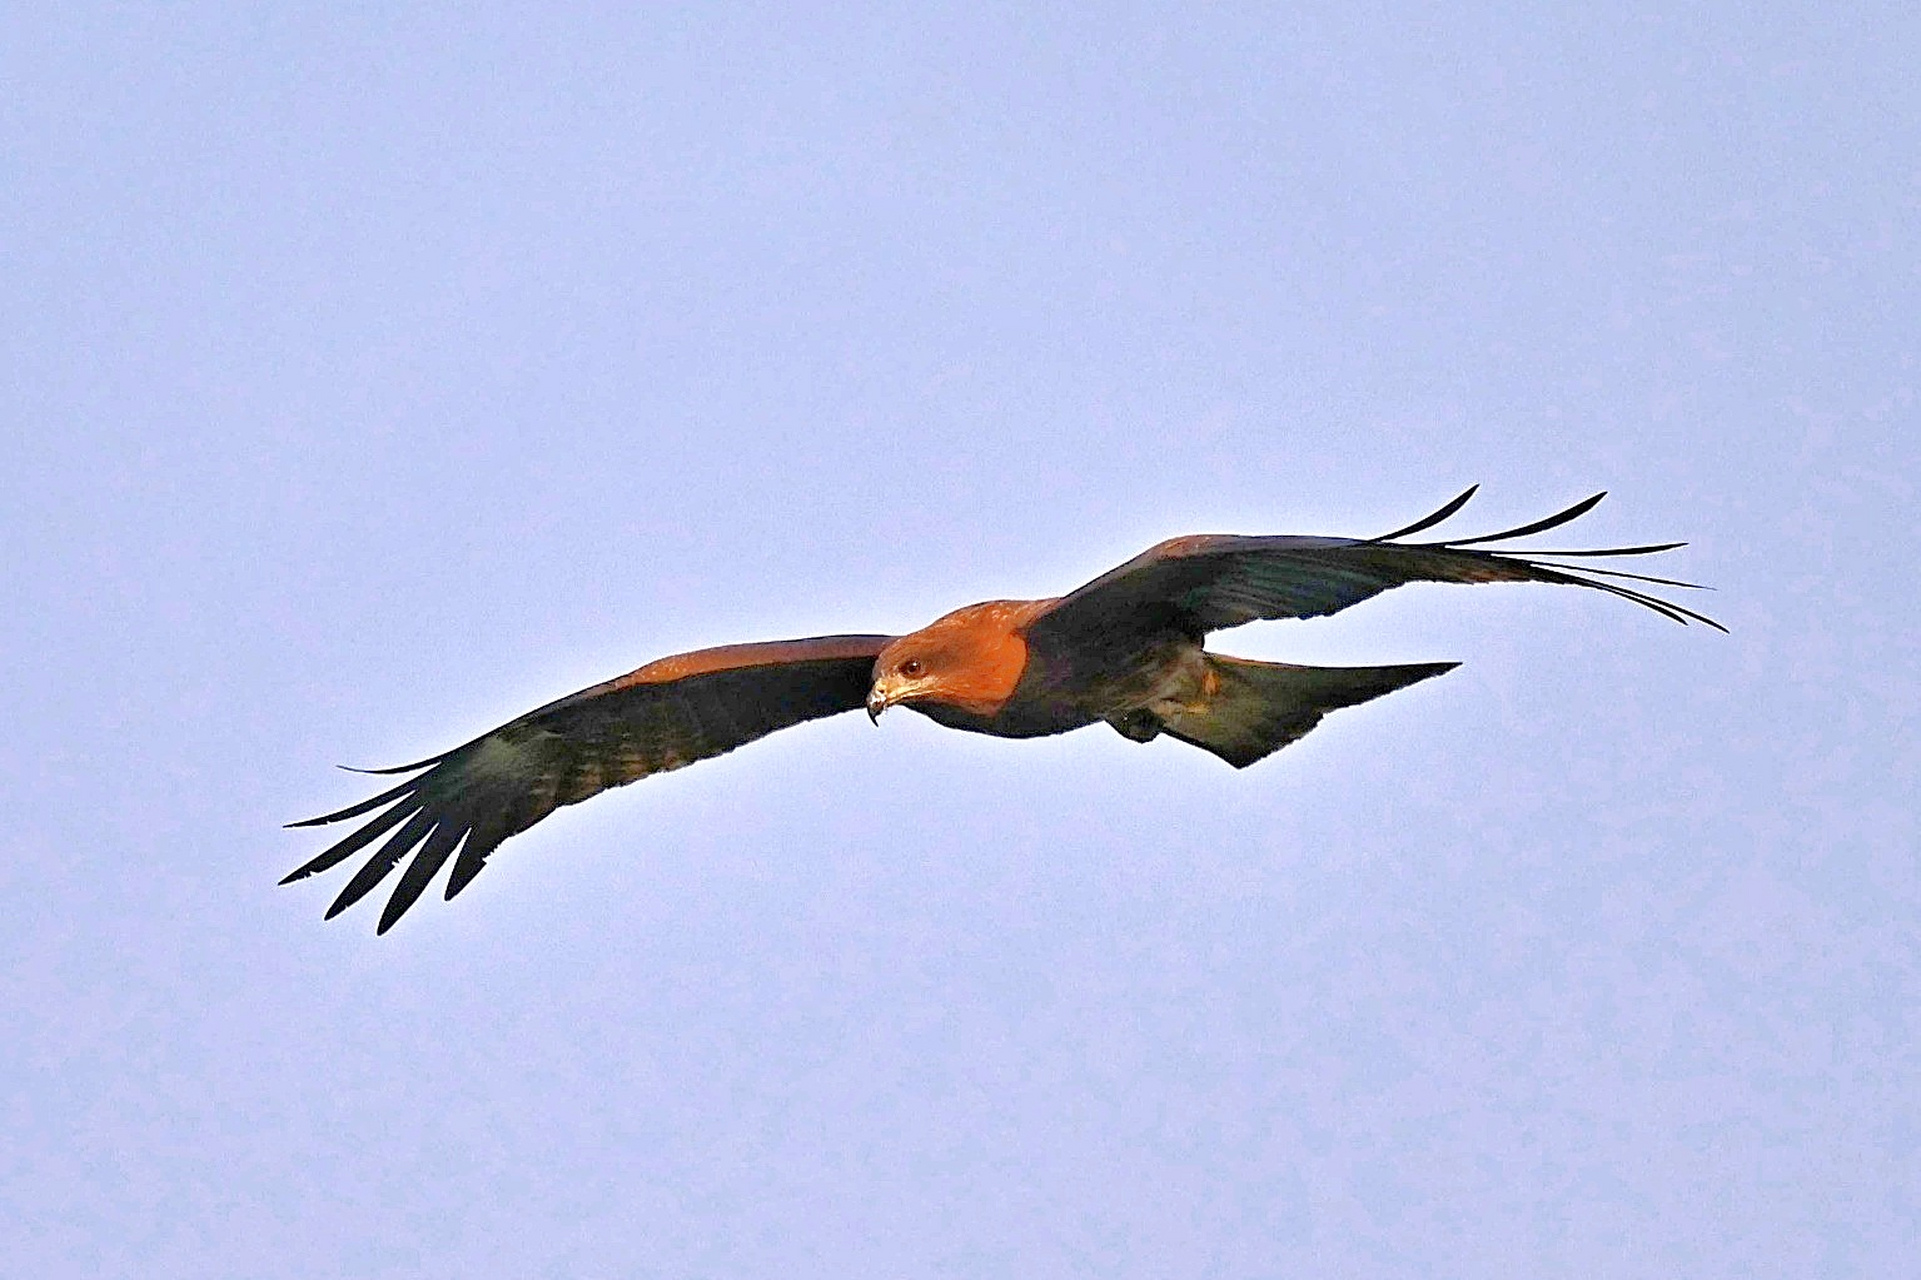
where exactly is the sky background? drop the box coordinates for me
[5,3,1917,1276]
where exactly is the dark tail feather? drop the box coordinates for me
[1160,655,1457,768]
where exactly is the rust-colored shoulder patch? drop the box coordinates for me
[1145,533,1236,559]
[615,634,892,688]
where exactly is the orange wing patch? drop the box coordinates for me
[616,635,890,687]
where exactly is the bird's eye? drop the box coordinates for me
[901,659,924,677]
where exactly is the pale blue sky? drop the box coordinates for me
[5,4,1917,1276]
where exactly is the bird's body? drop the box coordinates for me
[287,488,1721,932]
[870,596,1214,740]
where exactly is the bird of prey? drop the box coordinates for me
[286,488,1719,932]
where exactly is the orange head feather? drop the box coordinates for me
[867,599,1053,720]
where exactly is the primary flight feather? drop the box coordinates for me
[287,488,1720,932]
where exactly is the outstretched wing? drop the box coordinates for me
[284,634,892,933]
[1029,487,1722,647]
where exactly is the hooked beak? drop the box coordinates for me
[867,672,911,724]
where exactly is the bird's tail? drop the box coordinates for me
[1159,655,1457,768]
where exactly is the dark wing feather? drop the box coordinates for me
[1029,490,1722,647]
[285,634,892,932]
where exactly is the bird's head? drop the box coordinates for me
[866,601,1036,723]
[866,636,948,722]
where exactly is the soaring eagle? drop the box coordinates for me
[287,488,1719,932]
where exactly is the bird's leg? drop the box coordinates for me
[1105,708,1165,743]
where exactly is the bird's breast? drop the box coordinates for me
[907,697,1094,739]
[999,628,1209,729]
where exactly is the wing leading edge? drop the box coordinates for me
[284,635,892,933]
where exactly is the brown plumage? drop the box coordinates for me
[286,487,1720,932]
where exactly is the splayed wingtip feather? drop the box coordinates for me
[337,754,446,776]
[1435,491,1608,547]
[1368,484,1480,542]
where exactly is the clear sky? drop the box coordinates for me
[5,4,1916,1276]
